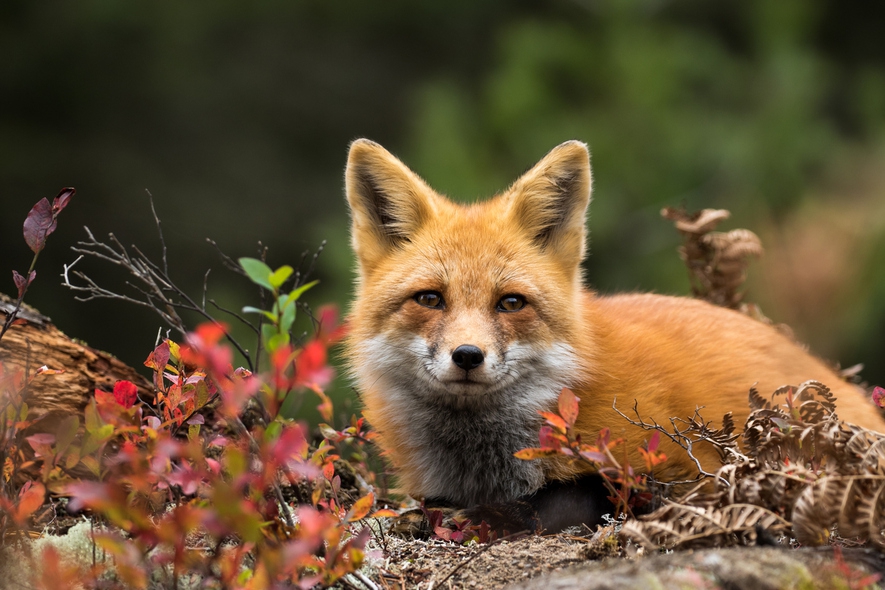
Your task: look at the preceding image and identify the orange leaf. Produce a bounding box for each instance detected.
[368,509,398,518]
[347,492,374,522]
[558,388,580,428]
[538,411,568,433]
[14,481,46,524]
[514,448,560,460]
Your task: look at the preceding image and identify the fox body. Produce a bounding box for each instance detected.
[344,139,885,529]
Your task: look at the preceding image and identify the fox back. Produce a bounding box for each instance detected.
[343,139,885,515]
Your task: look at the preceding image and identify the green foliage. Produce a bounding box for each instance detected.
[239,256,318,356]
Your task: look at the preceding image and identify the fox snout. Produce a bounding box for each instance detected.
[451,344,485,371]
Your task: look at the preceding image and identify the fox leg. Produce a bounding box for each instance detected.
[456,475,614,535]
[390,475,614,537]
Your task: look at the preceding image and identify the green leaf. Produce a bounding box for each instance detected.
[188,423,201,441]
[84,401,101,434]
[224,446,247,479]
[55,415,80,459]
[80,455,101,477]
[269,265,294,289]
[19,402,29,422]
[194,380,210,409]
[238,257,274,291]
[261,323,276,350]
[265,420,282,442]
[65,448,81,470]
[283,280,319,306]
[266,332,290,353]
[242,306,277,323]
[81,425,114,456]
[279,295,297,334]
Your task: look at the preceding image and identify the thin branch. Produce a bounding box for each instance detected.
[206,238,247,275]
[63,225,256,370]
[146,189,168,276]
[612,398,726,485]
[208,299,260,336]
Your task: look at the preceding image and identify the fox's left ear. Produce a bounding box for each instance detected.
[507,140,592,268]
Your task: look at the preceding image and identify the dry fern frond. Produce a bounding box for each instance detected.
[621,380,885,551]
[662,206,763,309]
[620,501,789,550]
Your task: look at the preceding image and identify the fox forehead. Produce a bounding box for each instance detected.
[368,208,556,295]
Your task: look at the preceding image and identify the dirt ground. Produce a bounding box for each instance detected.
[358,527,885,590]
[363,532,602,589]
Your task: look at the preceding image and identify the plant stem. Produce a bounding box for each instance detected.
[0,251,40,342]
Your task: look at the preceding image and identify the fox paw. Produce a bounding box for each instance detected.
[388,502,539,539]
[388,506,461,538]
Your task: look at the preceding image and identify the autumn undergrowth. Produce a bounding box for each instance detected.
[0,191,392,589]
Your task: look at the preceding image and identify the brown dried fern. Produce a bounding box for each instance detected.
[661,207,763,309]
[620,380,885,551]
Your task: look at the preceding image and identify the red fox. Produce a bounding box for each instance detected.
[343,138,885,532]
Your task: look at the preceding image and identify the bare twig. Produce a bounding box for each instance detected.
[62,225,256,371]
[145,190,168,276]
[612,398,733,486]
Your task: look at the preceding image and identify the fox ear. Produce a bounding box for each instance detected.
[345,139,436,273]
[507,140,591,267]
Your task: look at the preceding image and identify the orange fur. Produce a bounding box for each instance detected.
[343,138,885,505]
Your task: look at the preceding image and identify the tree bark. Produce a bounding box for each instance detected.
[1,294,152,480]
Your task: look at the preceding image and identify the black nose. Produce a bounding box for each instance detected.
[452,345,484,371]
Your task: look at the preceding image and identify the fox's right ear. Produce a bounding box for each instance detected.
[345,139,436,274]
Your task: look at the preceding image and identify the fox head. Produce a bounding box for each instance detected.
[344,139,593,412]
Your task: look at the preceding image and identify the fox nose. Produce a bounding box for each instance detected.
[452,345,484,371]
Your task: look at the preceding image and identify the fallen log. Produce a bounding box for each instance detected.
[0,294,152,481]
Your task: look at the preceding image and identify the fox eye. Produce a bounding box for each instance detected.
[414,291,445,309]
[497,294,526,312]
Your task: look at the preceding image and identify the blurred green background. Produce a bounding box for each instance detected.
[3,0,885,419]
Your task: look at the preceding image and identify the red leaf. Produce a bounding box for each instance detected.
[12,270,35,298]
[434,526,452,541]
[23,198,55,253]
[21,189,72,255]
[15,481,46,524]
[872,386,885,409]
[596,428,611,448]
[579,449,608,464]
[53,187,75,213]
[646,431,661,453]
[271,424,309,466]
[558,388,580,428]
[65,481,117,512]
[145,340,171,372]
[113,380,138,408]
[25,432,56,453]
[316,305,347,344]
[538,425,566,449]
[294,340,333,389]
